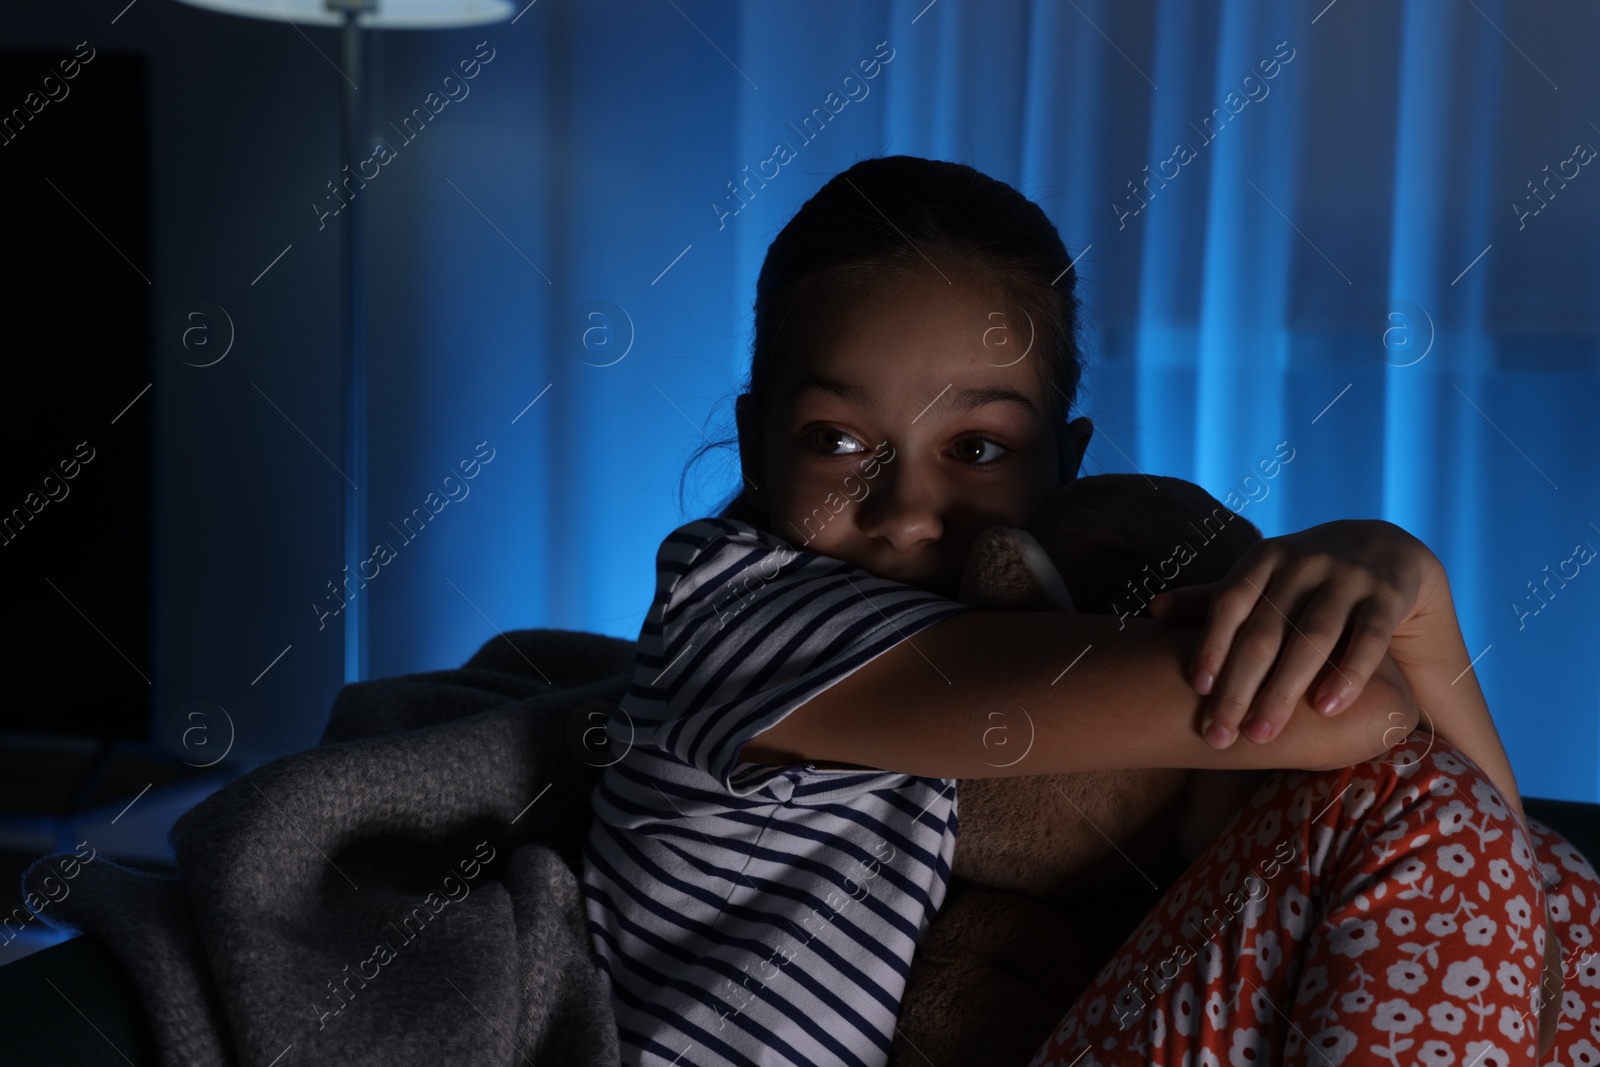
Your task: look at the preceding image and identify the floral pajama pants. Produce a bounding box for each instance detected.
[1028,731,1600,1067]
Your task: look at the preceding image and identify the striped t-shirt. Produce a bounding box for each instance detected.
[580,516,977,1067]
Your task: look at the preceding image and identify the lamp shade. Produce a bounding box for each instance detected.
[172,0,513,28]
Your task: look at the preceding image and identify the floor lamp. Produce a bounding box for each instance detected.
[172,0,513,683]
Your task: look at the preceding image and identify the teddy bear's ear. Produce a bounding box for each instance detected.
[958,527,1076,611]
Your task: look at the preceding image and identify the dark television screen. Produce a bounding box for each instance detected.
[0,49,152,742]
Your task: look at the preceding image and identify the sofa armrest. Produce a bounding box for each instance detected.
[1524,795,1600,877]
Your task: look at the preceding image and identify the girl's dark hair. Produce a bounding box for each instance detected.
[677,154,1090,524]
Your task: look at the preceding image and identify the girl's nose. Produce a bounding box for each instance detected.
[856,466,943,552]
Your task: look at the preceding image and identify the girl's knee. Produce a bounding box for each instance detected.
[1287,733,1536,882]
[1362,732,1516,820]
[1367,736,1547,891]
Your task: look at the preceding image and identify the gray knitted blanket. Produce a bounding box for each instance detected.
[20,628,635,1067]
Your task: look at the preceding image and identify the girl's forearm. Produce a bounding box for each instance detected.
[1391,575,1559,1055]
[1388,570,1528,836]
[744,610,1416,778]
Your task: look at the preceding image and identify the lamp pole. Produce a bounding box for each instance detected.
[333,0,373,683]
[171,0,513,683]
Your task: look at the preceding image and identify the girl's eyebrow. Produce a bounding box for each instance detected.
[786,374,1038,417]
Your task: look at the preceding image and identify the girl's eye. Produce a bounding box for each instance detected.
[950,436,1009,468]
[804,428,1010,467]
[804,427,869,457]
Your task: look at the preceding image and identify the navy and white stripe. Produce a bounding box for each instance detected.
[581,517,976,1067]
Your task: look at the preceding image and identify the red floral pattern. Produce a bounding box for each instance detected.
[1028,734,1600,1066]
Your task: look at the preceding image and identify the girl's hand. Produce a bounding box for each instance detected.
[1146,519,1446,747]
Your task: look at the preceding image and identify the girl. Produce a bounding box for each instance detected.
[580,155,1598,1067]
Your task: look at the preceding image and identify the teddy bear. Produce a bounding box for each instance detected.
[886,473,1268,1067]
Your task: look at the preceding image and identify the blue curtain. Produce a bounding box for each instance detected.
[344,0,1599,798]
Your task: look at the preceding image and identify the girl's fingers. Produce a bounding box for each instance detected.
[1238,584,1358,742]
[1199,574,1303,746]
[1180,522,1425,748]
[1187,550,1278,696]
[1311,595,1401,715]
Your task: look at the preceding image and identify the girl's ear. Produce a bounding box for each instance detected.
[734,393,768,514]
[1057,416,1094,483]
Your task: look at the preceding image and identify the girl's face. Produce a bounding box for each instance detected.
[737,267,1094,599]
